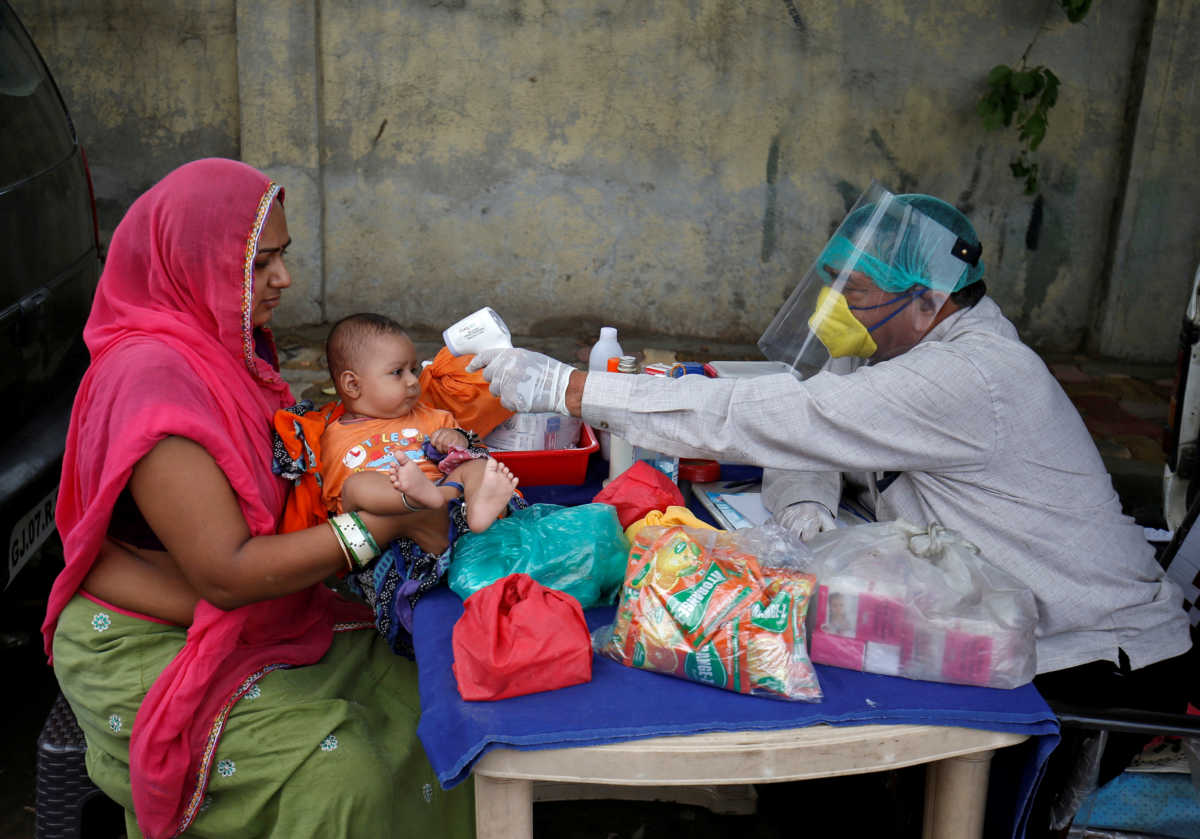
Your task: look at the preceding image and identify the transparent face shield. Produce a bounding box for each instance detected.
[758,182,983,378]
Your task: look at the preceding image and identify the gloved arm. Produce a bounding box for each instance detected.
[774,501,836,541]
[465,348,575,414]
[763,467,841,541]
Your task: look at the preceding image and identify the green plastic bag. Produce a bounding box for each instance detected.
[448,503,629,607]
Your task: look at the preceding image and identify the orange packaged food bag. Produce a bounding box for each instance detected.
[741,573,821,700]
[598,525,822,702]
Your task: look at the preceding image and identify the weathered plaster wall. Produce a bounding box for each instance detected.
[18,0,1200,360]
[1092,0,1200,360]
[18,0,240,245]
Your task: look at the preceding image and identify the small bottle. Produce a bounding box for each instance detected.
[605,356,638,484]
[588,326,623,372]
[590,327,624,462]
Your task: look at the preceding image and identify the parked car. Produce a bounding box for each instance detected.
[1,0,101,590]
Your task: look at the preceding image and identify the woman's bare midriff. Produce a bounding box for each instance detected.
[81,538,201,626]
[80,507,451,627]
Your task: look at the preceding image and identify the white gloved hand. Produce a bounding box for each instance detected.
[465,347,573,414]
[774,501,836,542]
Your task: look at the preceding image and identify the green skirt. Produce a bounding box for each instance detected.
[52,594,474,839]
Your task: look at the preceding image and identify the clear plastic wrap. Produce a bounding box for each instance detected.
[594,523,822,702]
[806,520,1037,688]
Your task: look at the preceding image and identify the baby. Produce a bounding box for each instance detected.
[320,312,518,532]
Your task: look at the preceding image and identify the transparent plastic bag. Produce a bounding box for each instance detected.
[806,520,1037,688]
[593,523,822,702]
[448,503,628,607]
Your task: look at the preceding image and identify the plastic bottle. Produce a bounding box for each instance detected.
[590,327,623,460]
[588,326,623,372]
[605,356,638,485]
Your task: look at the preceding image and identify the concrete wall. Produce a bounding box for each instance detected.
[19,1,240,241]
[17,0,1200,360]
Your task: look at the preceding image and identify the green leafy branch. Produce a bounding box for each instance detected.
[978,65,1060,194]
[977,0,1093,194]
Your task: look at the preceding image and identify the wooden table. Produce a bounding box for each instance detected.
[472,722,1028,839]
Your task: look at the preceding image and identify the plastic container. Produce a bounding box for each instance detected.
[705,360,796,378]
[629,350,678,483]
[442,307,512,356]
[677,457,721,507]
[668,362,709,378]
[489,424,600,486]
[605,356,638,484]
[588,326,623,372]
[633,446,678,484]
[590,327,623,461]
[483,413,583,452]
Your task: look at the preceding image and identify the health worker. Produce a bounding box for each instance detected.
[466,183,1194,837]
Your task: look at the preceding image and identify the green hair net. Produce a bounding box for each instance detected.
[821,193,985,294]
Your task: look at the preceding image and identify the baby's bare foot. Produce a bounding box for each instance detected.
[388,458,445,512]
[467,458,519,533]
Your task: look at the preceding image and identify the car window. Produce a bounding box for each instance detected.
[0,3,75,189]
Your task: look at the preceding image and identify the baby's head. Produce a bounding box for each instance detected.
[325,313,423,419]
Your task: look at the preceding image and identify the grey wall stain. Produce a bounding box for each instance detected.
[1025,194,1043,251]
[780,0,806,33]
[761,135,780,263]
[868,129,917,194]
[834,180,861,215]
[957,147,984,217]
[1021,198,1067,325]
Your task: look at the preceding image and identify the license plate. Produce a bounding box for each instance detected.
[7,486,58,588]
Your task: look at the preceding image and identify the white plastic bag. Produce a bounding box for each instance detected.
[805,520,1037,688]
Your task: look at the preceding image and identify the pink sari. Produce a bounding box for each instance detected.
[41,158,370,838]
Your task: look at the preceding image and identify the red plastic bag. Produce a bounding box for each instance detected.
[452,573,593,701]
[591,459,685,528]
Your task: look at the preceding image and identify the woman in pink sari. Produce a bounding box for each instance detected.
[43,158,473,839]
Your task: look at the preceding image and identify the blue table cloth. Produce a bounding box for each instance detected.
[414,586,1059,839]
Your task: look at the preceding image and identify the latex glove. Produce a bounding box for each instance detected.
[465,347,573,414]
[775,501,836,542]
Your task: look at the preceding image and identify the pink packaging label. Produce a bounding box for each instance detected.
[942,630,993,686]
[809,629,867,670]
[855,592,908,645]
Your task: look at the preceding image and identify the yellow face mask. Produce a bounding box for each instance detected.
[807,286,878,358]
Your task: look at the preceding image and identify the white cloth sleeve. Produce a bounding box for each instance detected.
[762,468,841,517]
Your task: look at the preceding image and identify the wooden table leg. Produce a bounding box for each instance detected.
[922,749,996,839]
[474,776,533,839]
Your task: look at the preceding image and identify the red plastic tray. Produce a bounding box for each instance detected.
[489,424,598,487]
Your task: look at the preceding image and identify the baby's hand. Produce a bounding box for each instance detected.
[430,428,470,454]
